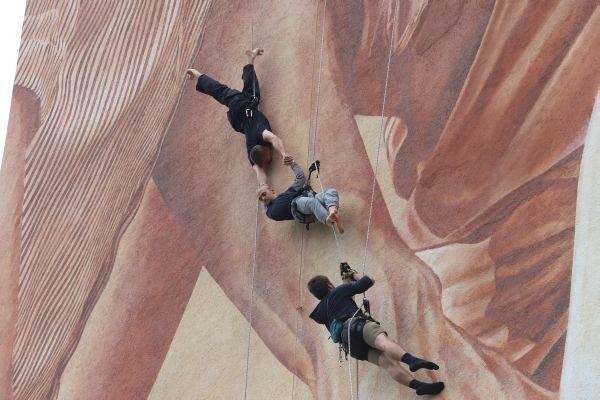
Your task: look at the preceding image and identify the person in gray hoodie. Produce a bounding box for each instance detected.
[257,158,344,234]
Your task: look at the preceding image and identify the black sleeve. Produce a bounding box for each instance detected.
[242,64,260,99]
[335,276,374,297]
[287,162,306,192]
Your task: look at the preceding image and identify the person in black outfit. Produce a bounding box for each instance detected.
[186,48,291,185]
[308,270,445,396]
[257,157,344,234]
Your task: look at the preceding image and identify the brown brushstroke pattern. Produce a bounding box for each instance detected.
[8,1,213,399]
[57,179,205,400]
[0,0,598,399]
[0,86,39,400]
[327,0,599,393]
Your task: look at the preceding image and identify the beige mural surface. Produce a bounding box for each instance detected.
[0,1,599,399]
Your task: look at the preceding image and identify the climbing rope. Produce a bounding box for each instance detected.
[301,0,361,397]
[361,3,399,277]
[348,2,400,399]
[309,0,328,162]
[305,2,361,398]
[250,0,257,101]
[243,199,261,400]
[306,0,345,264]
[243,1,258,398]
[313,165,344,264]
[290,231,305,400]
[291,1,330,397]
[346,308,363,400]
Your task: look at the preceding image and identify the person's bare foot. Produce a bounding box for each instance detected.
[326,218,344,235]
[326,207,344,234]
[246,48,264,64]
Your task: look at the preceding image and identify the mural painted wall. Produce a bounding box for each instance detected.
[1,0,599,399]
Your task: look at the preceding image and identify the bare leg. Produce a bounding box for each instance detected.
[377,353,413,386]
[374,333,439,372]
[379,353,445,396]
[373,333,407,361]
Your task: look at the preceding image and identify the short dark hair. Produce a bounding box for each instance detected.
[249,145,266,166]
[307,275,333,299]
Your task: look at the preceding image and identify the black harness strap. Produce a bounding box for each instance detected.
[291,160,321,230]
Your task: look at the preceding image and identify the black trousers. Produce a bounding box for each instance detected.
[196,64,261,108]
[195,64,271,165]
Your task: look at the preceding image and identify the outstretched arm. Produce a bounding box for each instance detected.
[262,130,292,164]
[253,164,268,186]
[287,160,306,192]
[337,275,375,296]
[185,68,201,80]
[350,272,370,283]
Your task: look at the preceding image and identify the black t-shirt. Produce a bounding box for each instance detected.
[265,187,298,221]
[265,163,306,221]
[309,276,374,331]
[225,96,272,165]
[240,110,272,165]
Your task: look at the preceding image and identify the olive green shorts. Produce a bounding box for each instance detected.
[362,321,387,365]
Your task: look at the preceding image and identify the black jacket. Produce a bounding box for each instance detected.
[309,276,374,331]
[265,162,306,221]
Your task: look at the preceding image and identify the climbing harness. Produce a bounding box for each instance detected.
[290,160,321,230]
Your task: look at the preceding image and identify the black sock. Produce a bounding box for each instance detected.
[401,352,439,372]
[416,382,445,396]
[409,379,423,389]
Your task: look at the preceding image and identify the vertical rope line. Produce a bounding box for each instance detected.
[304,0,321,169]
[346,308,361,400]
[292,2,324,398]
[353,2,400,398]
[310,0,345,263]
[356,360,359,398]
[361,1,399,275]
[250,0,256,100]
[243,3,258,398]
[291,230,305,400]
[243,198,261,400]
[310,0,328,162]
[314,171,342,263]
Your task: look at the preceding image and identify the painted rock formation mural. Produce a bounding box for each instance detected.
[1,0,599,399]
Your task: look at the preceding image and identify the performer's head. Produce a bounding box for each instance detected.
[250,145,272,168]
[256,184,276,204]
[307,275,335,299]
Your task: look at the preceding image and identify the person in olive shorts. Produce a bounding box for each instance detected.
[186,48,291,185]
[308,270,445,396]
